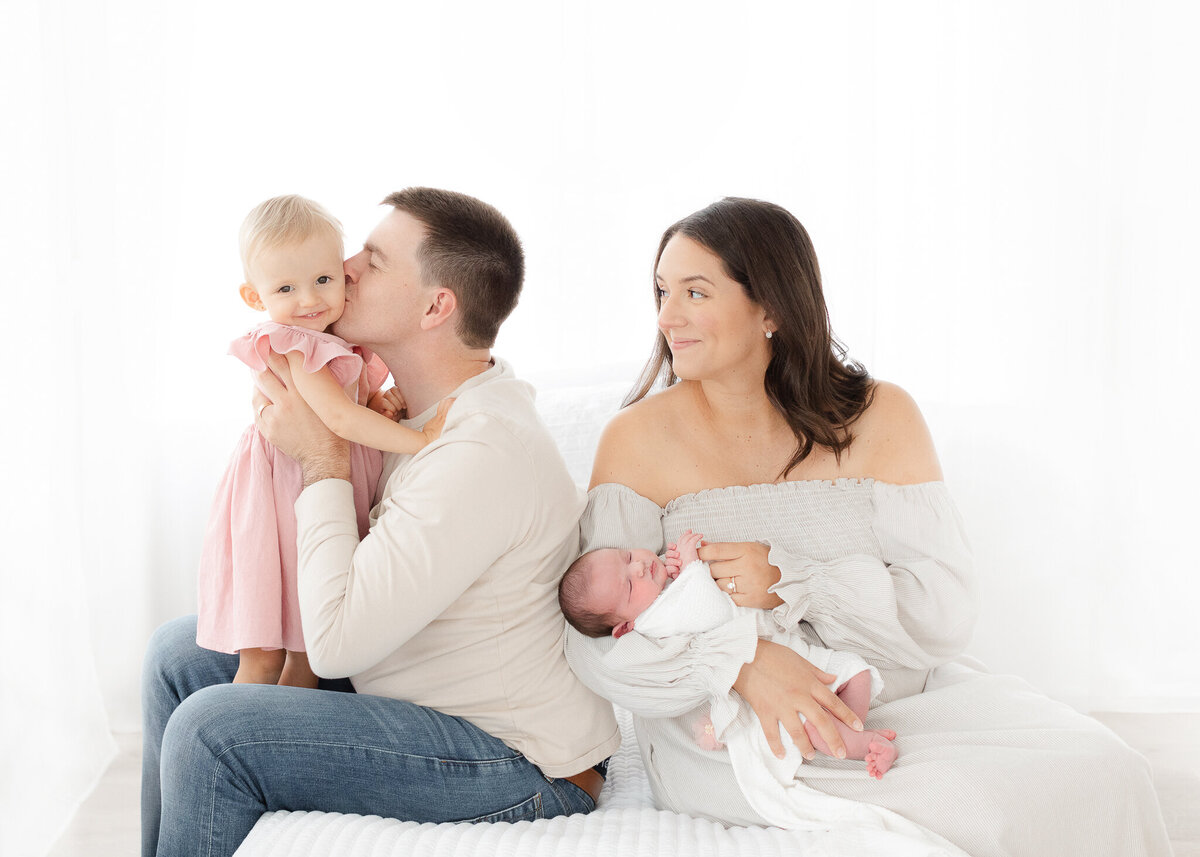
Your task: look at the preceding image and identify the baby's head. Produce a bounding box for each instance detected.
[559,547,670,639]
[238,195,346,332]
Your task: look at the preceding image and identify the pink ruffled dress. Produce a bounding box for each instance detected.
[195,322,387,655]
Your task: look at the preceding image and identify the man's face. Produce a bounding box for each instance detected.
[334,208,429,349]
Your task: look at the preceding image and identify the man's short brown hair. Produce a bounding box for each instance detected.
[382,188,524,349]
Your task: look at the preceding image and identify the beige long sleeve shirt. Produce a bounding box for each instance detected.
[295,358,619,777]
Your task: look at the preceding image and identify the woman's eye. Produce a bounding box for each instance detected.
[654,286,667,298]
[688,289,704,299]
[316,275,332,285]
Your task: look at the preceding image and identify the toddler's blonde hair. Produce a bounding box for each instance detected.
[239,195,344,280]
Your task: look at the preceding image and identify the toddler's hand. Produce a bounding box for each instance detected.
[368,386,407,421]
[420,398,455,445]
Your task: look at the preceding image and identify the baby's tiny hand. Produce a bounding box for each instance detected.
[676,529,705,567]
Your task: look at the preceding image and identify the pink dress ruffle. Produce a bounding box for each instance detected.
[195,322,387,656]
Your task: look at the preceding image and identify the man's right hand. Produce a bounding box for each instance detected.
[254,351,350,486]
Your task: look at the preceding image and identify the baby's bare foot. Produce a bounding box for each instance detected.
[865,734,898,779]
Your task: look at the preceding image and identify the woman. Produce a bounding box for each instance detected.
[565,198,1171,856]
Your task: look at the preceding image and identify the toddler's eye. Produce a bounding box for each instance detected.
[317,275,332,285]
[278,285,293,293]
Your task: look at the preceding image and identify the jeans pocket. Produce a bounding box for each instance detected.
[462,791,544,823]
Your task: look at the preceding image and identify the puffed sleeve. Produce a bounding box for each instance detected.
[565,484,760,717]
[360,349,390,393]
[765,481,978,670]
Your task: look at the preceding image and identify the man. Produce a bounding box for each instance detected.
[142,188,620,857]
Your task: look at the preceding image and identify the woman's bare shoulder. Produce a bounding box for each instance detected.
[849,380,944,484]
[588,385,689,492]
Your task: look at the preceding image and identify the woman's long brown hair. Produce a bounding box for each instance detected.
[624,197,874,479]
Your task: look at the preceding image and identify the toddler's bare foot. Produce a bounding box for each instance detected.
[876,729,897,741]
[865,734,898,779]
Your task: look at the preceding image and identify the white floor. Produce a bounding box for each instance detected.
[50,714,1200,857]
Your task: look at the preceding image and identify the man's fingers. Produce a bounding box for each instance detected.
[266,351,293,383]
[255,365,288,399]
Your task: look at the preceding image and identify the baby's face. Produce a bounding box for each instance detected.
[585,548,670,632]
[248,234,347,332]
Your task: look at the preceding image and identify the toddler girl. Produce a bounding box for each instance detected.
[196,195,450,687]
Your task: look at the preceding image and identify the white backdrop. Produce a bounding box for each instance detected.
[3,2,1199,855]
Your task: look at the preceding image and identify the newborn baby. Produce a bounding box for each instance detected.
[559,530,898,779]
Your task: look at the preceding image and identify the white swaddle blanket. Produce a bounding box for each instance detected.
[633,560,968,855]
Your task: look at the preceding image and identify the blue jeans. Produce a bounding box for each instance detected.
[142,616,597,857]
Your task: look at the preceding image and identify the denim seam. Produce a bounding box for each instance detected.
[214,738,525,766]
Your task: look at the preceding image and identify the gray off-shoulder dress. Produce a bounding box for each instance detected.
[565,480,1172,857]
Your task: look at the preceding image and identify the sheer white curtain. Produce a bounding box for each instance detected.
[4,1,1199,854]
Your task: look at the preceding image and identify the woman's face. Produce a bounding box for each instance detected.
[654,234,772,383]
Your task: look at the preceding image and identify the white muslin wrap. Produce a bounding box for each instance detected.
[633,560,960,852]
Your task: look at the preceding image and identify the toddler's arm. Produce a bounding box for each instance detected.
[282,350,451,455]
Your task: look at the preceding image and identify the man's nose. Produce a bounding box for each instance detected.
[343,251,364,284]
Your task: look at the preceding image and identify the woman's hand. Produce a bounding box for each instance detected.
[733,639,863,760]
[700,541,784,608]
[254,352,349,484]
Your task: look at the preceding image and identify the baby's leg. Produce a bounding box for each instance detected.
[279,650,320,689]
[233,647,285,685]
[834,669,896,741]
[802,670,898,779]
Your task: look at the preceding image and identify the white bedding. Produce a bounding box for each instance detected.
[234,706,963,857]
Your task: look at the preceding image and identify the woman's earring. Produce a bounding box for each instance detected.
[765,330,773,339]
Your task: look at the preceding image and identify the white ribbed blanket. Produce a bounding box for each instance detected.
[234,706,962,857]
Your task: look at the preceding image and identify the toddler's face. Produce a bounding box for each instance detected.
[247,235,346,332]
[585,548,670,635]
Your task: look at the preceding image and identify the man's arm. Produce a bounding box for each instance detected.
[294,424,533,677]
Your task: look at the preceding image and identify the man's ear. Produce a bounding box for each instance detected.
[239,283,264,311]
[612,621,634,639]
[419,288,457,331]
